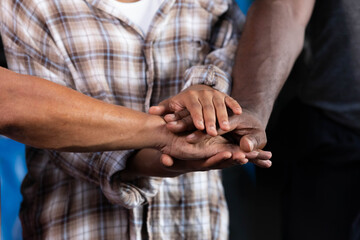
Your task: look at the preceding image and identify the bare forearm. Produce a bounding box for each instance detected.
[120,148,177,179]
[231,0,315,125]
[0,67,168,151]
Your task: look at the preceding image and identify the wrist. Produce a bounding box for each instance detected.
[143,114,173,150]
[233,95,274,128]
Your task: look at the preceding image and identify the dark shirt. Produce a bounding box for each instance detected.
[299,0,360,132]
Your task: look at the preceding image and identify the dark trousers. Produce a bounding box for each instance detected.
[268,100,360,240]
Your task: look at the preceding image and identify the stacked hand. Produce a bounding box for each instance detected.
[121,85,271,179]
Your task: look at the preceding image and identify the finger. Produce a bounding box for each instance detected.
[149,105,167,116]
[242,149,272,169]
[184,97,205,130]
[240,136,254,152]
[201,151,233,169]
[166,115,196,133]
[240,132,267,152]
[232,151,249,165]
[216,116,241,136]
[199,95,217,136]
[150,99,173,115]
[149,98,184,116]
[225,96,242,115]
[165,151,232,173]
[164,114,177,122]
[249,159,272,168]
[164,109,190,122]
[213,95,230,131]
[254,150,272,160]
[244,150,271,161]
[160,154,175,167]
[186,130,210,144]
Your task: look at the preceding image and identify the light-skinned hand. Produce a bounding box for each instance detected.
[149,84,242,136]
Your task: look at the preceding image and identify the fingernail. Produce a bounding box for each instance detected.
[168,121,178,125]
[198,120,204,128]
[248,141,254,151]
[167,114,176,120]
[236,158,248,165]
[209,126,217,135]
[222,120,229,126]
[187,133,195,139]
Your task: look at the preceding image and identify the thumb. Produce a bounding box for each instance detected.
[240,131,267,152]
[149,99,171,116]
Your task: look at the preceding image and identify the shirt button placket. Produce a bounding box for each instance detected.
[143,41,154,112]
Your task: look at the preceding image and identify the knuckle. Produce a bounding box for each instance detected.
[196,89,209,98]
[188,90,197,97]
[214,91,224,97]
[213,94,224,103]
[169,101,182,112]
[168,100,177,109]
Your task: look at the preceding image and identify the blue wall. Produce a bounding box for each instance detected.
[236,0,253,13]
[0,137,26,240]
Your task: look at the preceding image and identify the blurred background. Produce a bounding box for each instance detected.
[1,1,287,240]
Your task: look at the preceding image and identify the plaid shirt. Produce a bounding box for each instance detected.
[1,0,244,239]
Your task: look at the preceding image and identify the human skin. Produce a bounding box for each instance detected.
[229,0,316,151]
[159,0,316,154]
[159,108,273,167]
[0,67,250,176]
[149,88,273,168]
[121,145,245,179]
[149,84,242,137]
[0,67,169,152]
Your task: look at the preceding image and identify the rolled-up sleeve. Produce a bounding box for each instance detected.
[182,1,245,94]
[1,1,159,208]
[51,151,162,208]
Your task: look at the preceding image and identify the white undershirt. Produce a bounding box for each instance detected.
[114,0,164,34]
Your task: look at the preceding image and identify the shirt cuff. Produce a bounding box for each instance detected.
[182,65,231,94]
[99,151,162,209]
